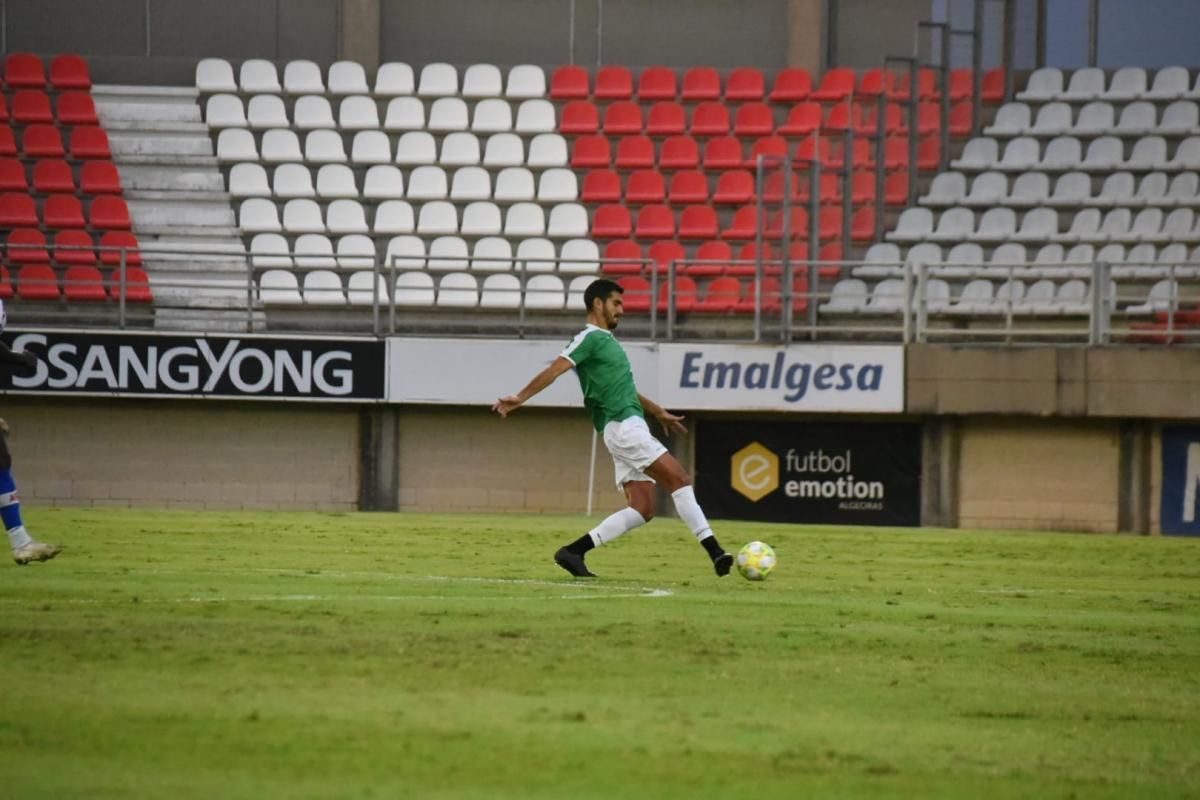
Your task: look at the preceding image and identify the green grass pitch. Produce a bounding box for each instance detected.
[1,508,1198,799]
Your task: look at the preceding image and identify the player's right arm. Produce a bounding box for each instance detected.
[0,340,39,369]
[492,356,574,418]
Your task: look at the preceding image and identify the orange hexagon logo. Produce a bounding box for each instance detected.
[731,442,779,502]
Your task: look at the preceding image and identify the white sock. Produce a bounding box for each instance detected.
[7,525,32,550]
[587,507,647,547]
[671,485,714,542]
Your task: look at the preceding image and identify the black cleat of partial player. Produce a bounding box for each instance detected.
[555,547,597,578]
[713,552,734,577]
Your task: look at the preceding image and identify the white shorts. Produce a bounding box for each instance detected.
[603,416,668,489]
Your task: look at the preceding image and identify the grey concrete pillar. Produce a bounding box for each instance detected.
[359,406,399,510]
[341,0,381,71]
[788,0,825,72]
[921,416,959,528]
[1118,420,1151,534]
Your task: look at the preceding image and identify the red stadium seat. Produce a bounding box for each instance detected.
[722,206,759,240]
[806,173,841,204]
[948,68,974,101]
[734,102,774,137]
[5,53,46,88]
[884,137,909,170]
[0,126,16,157]
[617,276,651,311]
[763,171,803,203]
[17,264,59,300]
[816,206,842,240]
[851,171,876,204]
[824,139,873,170]
[851,206,876,241]
[918,135,941,170]
[602,240,643,275]
[648,240,685,273]
[678,205,718,239]
[595,66,633,100]
[823,103,859,134]
[582,169,621,202]
[703,136,742,169]
[592,204,632,238]
[726,68,765,101]
[6,228,49,262]
[626,169,665,204]
[769,68,812,103]
[695,276,741,312]
[884,171,909,205]
[99,231,143,266]
[561,100,600,134]
[56,92,98,126]
[856,68,897,100]
[23,125,65,158]
[33,159,75,193]
[949,101,973,137]
[646,101,686,136]
[811,67,855,102]
[894,68,938,101]
[854,104,906,136]
[637,67,677,100]
[63,265,107,301]
[90,196,132,230]
[571,135,610,168]
[917,102,941,135]
[115,266,154,303]
[713,170,753,204]
[44,194,86,228]
[982,67,1006,103]
[682,67,721,101]
[614,136,654,169]
[50,54,92,90]
[0,193,38,227]
[747,135,787,167]
[690,102,730,136]
[0,266,11,298]
[656,275,696,313]
[735,243,777,276]
[0,158,26,191]
[659,136,699,169]
[69,126,111,159]
[0,96,7,123]
[688,241,732,277]
[12,91,53,124]
[766,207,809,240]
[778,103,822,136]
[550,65,589,99]
[668,170,708,204]
[635,204,674,238]
[735,277,783,312]
[603,101,643,135]
[54,230,97,265]
[80,161,122,194]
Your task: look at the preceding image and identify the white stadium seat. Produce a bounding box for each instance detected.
[1091,171,1134,206]
[394,271,436,306]
[285,60,325,94]
[462,64,503,98]
[1116,101,1156,136]
[250,233,291,267]
[887,208,933,242]
[240,59,281,93]
[395,131,438,165]
[472,99,513,133]
[229,163,270,197]
[348,271,390,306]
[1016,67,1062,102]
[558,239,600,273]
[316,164,358,198]
[339,96,380,130]
[373,200,415,234]
[972,207,1016,242]
[1009,172,1049,206]
[351,130,392,164]
[384,97,426,131]
[517,238,557,272]
[984,103,1029,137]
[506,65,547,99]
[515,100,556,133]
[439,132,481,166]
[1128,136,1167,170]
[479,273,522,308]
[949,279,994,314]
[259,269,303,304]
[1041,136,1082,170]
[933,243,982,279]
[417,201,459,234]
[196,58,236,92]
[1147,66,1189,101]
[483,133,525,167]
[328,61,369,95]
[305,130,347,163]
[999,136,1039,171]
[537,168,579,202]
[1013,206,1057,242]
[567,275,594,308]
[527,134,568,167]
[428,97,469,131]
[429,237,469,270]
[303,271,346,305]
[854,242,901,278]
[963,171,1006,206]
[326,199,369,234]
[1033,102,1073,136]
[1166,173,1200,206]
[418,63,459,97]
[866,280,908,315]
[1103,67,1146,101]
[1167,137,1200,169]
[247,94,288,129]
[1072,101,1114,136]
[217,128,258,162]
[363,165,405,199]
[547,203,589,238]
[283,198,325,233]
[505,202,546,236]
[1060,210,1100,243]
[450,166,493,200]
[1160,101,1199,135]
[239,198,281,232]
[950,137,998,171]
[273,163,316,198]
[406,165,448,199]
[437,272,479,307]
[525,274,566,309]
[1049,171,1090,206]
[294,233,336,268]
[820,279,868,314]
[1061,67,1105,101]
[471,237,514,271]
[929,207,974,243]
[205,94,245,128]
[494,166,535,201]
[294,96,336,130]
[375,62,415,96]
[386,235,426,268]
[1082,136,1123,171]
[921,172,966,206]
[336,234,376,269]
[262,130,307,165]
[460,201,503,236]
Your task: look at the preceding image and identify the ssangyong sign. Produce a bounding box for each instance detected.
[0,331,386,401]
[658,344,903,412]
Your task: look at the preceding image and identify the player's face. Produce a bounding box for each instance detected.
[601,292,624,329]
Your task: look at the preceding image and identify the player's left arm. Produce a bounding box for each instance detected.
[492,356,574,418]
[638,393,687,435]
[0,340,39,369]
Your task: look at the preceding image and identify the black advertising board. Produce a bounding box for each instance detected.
[0,331,386,401]
[696,419,922,526]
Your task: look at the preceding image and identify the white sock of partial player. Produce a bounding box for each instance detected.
[6,525,32,550]
[672,485,714,542]
[587,507,647,547]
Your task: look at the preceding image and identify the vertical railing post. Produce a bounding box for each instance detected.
[841,127,853,253]
[754,155,766,342]
[118,249,128,330]
[371,258,380,336]
[649,257,659,340]
[666,259,676,341]
[518,258,528,339]
[389,256,398,334]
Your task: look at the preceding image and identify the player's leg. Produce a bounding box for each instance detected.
[0,430,61,565]
[644,453,734,577]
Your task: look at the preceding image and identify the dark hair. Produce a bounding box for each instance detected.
[584,278,623,313]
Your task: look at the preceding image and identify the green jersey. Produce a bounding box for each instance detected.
[560,325,644,433]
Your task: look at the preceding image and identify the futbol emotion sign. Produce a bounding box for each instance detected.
[697,420,922,526]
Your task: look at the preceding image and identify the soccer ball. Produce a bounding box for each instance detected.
[736,541,776,581]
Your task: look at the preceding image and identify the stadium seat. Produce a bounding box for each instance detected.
[713,170,754,204]
[373,200,415,234]
[335,235,376,269]
[13,91,53,124]
[734,103,774,137]
[428,97,469,131]
[33,159,75,193]
[250,233,291,268]
[593,205,632,238]
[450,166,491,201]
[602,240,643,275]
[277,198,322,234]
[338,96,379,130]
[244,95,286,129]
[436,272,478,307]
[614,136,654,169]
[0,97,7,123]
[514,99,556,133]
[349,130,391,164]
[384,97,425,131]
[471,237,514,271]
[17,264,60,300]
[635,204,675,238]
[596,66,633,100]
[571,135,610,168]
[394,271,436,306]
[493,166,535,201]
[418,63,459,97]
[284,60,325,94]
[981,67,1006,103]
[479,273,521,308]
[273,163,315,198]
[7,229,48,263]
[604,102,644,135]
[561,101,599,134]
[0,159,25,192]
[506,65,546,99]
[686,241,732,276]
[558,239,600,274]
[812,68,855,102]
[537,168,578,202]
[196,58,236,92]
[111,265,152,303]
[647,241,685,274]
[550,65,589,100]
[0,126,15,157]
[5,53,45,88]
[504,202,546,236]
[656,275,697,313]
[660,136,699,169]
[384,235,425,268]
[53,92,98,127]
[468,98,511,134]
[347,271,389,306]
[44,195,85,228]
[427,237,469,271]
[217,128,258,162]
[259,270,303,305]
[440,132,481,166]
[328,61,369,95]
[548,204,588,237]
[691,103,731,136]
[303,130,346,163]
[721,206,759,240]
[480,132,523,167]
[668,170,708,204]
[49,53,92,90]
[394,131,435,165]
[647,102,686,136]
[68,127,111,159]
[523,133,565,168]
[617,276,651,311]
[778,103,822,136]
[1158,101,1198,135]
[638,67,677,100]
[240,59,281,93]
[856,68,897,100]
[326,199,368,234]
[682,68,721,101]
[64,265,107,302]
[375,62,415,96]
[518,238,558,272]
[703,137,742,169]
[626,169,665,204]
[726,68,765,101]
[462,64,503,98]
[24,125,65,158]
[770,68,812,103]
[461,201,502,236]
[99,231,142,266]
[679,206,719,239]
[748,135,788,167]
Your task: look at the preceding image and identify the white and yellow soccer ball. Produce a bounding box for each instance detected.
[736,541,776,581]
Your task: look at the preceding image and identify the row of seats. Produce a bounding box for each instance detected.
[216,128,567,167]
[889,206,1199,244]
[0,54,92,90]
[5,229,142,265]
[1018,66,1200,102]
[0,158,122,195]
[238,197,589,237]
[0,124,111,160]
[199,60,546,99]
[580,167,908,205]
[986,100,1199,138]
[1,264,151,302]
[823,276,1107,316]
[206,94,557,133]
[923,170,1200,208]
[0,91,98,126]
[951,135,1200,172]
[0,193,131,230]
[591,203,875,242]
[229,163,578,202]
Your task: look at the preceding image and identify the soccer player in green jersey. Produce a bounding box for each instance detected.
[493,279,733,578]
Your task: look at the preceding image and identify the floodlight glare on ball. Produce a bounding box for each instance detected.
[736,541,776,581]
